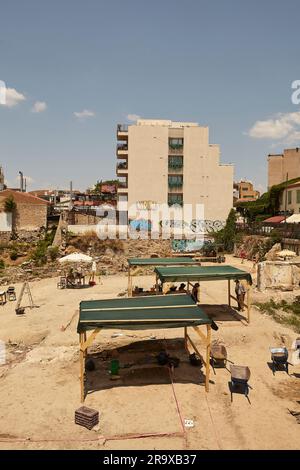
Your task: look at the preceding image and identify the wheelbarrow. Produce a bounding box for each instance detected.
[210,343,227,373]
[230,365,251,401]
[270,347,289,375]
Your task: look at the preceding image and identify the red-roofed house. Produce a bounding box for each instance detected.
[0,189,49,232]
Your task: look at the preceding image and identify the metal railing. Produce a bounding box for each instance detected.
[236,222,300,240]
[118,181,128,189]
[117,143,128,151]
[116,162,128,171]
[168,146,184,154]
[117,124,128,132]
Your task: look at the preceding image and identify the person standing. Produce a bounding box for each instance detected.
[191,282,200,303]
[235,279,246,311]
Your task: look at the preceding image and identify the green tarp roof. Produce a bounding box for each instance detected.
[154,265,252,284]
[78,294,211,332]
[128,257,197,266]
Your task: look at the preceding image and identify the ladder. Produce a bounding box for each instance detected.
[15,282,35,314]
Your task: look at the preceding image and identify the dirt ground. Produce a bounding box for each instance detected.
[0,255,299,450]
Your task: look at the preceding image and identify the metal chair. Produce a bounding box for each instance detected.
[7,286,16,301]
[230,365,251,401]
[270,347,289,375]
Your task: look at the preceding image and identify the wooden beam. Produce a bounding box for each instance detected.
[228,279,231,306]
[192,325,209,345]
[81,328,101,352]
[186,333,206,367]
[205,325,212,392]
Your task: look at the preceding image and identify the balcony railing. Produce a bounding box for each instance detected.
[117,162,128,171]
[168,146,184,154]
[117,124,128,132]
[117,143,128,151]
[118,181,128,189]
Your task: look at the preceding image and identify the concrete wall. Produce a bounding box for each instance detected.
[279,184,300,214]
[16,203,47,230]
[257,261,300,291]
[268,148,300,188]
[0,212,12,232]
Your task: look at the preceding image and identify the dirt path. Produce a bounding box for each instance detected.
[0,257,299,449]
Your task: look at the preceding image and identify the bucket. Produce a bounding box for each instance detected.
[110,359,120,375]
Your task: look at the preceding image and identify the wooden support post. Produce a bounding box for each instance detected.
[184,326,188,351]
[187,281,190,293]
[128,267,132,297]
[205,325,211,392]
[83,332,87,358]
[155,273,159,294]
[246,285,251,323]
[228,279,231,307]
[79,333,85,403]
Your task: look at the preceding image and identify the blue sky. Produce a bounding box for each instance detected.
[1,0,300,192]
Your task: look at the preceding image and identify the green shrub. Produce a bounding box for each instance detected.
[48,246,59,261]
[31,241,48,265]
[10,251,18,261]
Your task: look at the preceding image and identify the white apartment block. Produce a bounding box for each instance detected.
[116,119,233,231]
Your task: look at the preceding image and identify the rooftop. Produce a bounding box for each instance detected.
[0,189,49,205]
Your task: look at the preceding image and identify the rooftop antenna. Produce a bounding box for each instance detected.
[19,171,24,192]
[69,181,73,210]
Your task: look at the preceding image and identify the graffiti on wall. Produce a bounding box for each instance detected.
[160,219,225,234]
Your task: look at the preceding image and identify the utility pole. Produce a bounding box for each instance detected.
[284,172,289,230]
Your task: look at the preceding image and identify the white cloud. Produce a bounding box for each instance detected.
[0,87,26,107]
[248,111,300,143]
[31,101,47,113]
[127,114,140,122]
[74,109,95,120]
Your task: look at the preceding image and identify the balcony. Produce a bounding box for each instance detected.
[117,179,128,193]
[168,145,184,155]
[117,124,128,140]
[168,156,183,173]
[168,176,183,191]
[168,194,183,207]
[168,139,184,155]
[116,161,128,176]
[116,142,128,157]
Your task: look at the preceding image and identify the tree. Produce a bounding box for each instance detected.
[213,209,237,252]
[4,195,16,213]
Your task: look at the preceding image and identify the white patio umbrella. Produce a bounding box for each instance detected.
[58,253,93,264]
[276,250,297,258]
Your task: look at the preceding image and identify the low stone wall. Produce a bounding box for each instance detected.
[257,260,300,291]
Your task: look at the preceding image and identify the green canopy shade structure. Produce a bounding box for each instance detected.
[78,294,212,402]
[128,257,197,266]
[154,265,252,323]
[127,257,200,297]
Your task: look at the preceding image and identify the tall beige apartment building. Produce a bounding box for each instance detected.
[268,148,300,188]
[116,119,233,228]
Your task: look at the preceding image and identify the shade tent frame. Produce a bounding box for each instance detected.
[78,294,212,402]
[127,257,201,297]
[154,265,252,323]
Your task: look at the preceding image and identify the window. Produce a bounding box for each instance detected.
[297,190,300,204]
[169,138,183,149]
[288,191,292,205]
[168,175,183,187]
[168,194,183,206]
[168,155,183,169]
